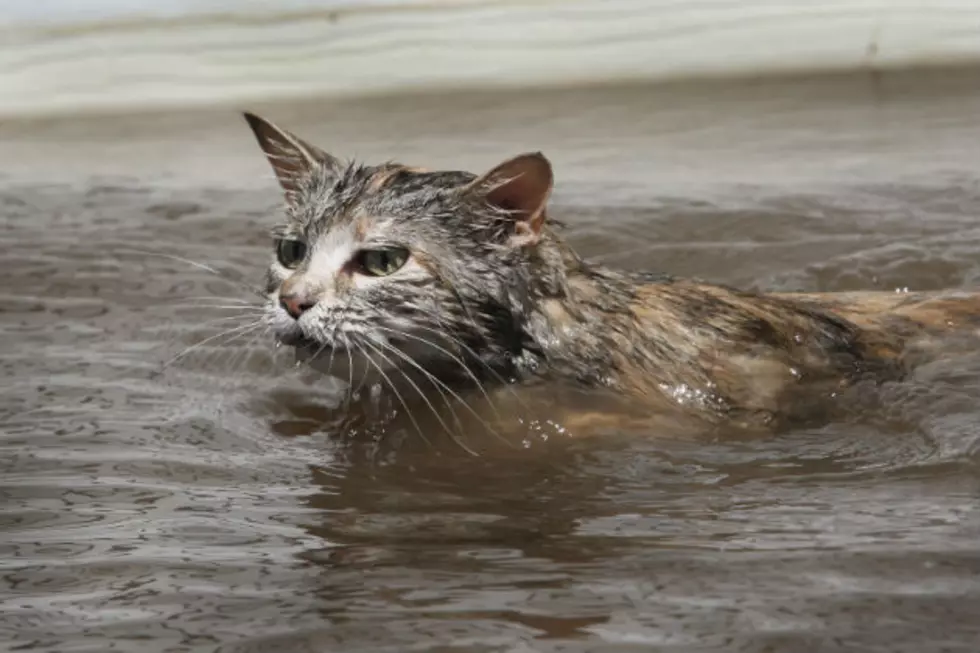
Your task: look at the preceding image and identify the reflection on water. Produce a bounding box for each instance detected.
[3,71,980,652]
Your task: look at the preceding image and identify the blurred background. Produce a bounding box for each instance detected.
[3,0,980,118]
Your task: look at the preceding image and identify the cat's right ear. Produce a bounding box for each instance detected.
[463,152,554,248]
[242,112,340,204]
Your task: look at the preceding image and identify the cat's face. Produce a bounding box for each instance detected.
[243,113,554,387]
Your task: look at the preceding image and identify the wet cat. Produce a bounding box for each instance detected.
[243,112,980,434]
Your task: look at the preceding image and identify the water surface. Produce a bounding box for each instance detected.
[3,69,980,652]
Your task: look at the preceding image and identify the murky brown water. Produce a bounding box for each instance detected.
[3,69,980,652]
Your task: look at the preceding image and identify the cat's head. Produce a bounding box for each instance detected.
[243,112,557,387]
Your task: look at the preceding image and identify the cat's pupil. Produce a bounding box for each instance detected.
[357,247,408,277]
[276,239,306,269]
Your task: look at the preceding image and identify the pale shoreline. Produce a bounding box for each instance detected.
[3,66,980,200]
[4,0,980,120]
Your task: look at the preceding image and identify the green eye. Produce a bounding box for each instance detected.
[355,247,409,277]
[276,238,307,269]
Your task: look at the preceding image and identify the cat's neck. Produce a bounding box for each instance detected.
[513,235,648,386]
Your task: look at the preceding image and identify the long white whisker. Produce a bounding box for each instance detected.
[179,296,257,305]
[375,325,504,419]
[354,337,434,450]
[222,324,271,375]
[375,336,510,449]
[375,338,465,431]
[328,297,358,398]
[192,323,269,360]
[313,321,345,386]
[113,247,265,300]
[184,321,268,371]
[194,326,259,372]
[153,314,266,340]
[169,304,266,313]
[361,338,477,456]
[344,334,355,401]
[408,321,531,413]
[161,319,266,369]
[154,314,266,348]
[190,313,267,326]
[308,340,332,374]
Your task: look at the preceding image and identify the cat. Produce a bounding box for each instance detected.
[242,111,980,435]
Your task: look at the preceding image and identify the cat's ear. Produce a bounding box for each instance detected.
[465,152,554,247]
[243,112,340,204]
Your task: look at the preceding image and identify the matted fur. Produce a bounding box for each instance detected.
[243,112,980,430]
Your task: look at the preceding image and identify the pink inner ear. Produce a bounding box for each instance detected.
[487,175,539,215]
[481,153,554,235]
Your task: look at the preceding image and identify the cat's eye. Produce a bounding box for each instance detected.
[276,238,307,269]
[355,247,409,277]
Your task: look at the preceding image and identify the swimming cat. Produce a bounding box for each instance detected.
[243,111,980,434]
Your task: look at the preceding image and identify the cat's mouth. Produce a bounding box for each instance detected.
[276,330,320,350]
[284,334,349,376]
[274,329,342,363]
[280,332,393,382]
[278,331,341,357]
[278,331,362,366]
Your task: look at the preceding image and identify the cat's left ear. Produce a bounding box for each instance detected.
[465,152,553,247]
[243,112,341,205]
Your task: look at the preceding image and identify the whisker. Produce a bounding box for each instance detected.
[152,313,266,339]
[182,322,268,372]
[330,295,358,399]
[375,325,506,420]
[374,335,510,449]
[190,313,267,326]
[222,324,271,375]
[179,297,258,305]
[113,247,266,300]
[307,340,333,376]
[168,304,266,313]
[361,337,477,456]
[160,319,266,370]
[345,333,355,401]
[408,321,531,413]
[323,338,341,380]
[374,338,466,431]
[149,313,267,353]
[172,311,266,330]
[354,337,434,450]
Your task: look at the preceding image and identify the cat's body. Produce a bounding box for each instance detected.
[242,112,980,435]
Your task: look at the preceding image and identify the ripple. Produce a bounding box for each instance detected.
[4,92,980,651]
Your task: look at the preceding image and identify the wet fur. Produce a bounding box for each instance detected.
[244,113,980,431]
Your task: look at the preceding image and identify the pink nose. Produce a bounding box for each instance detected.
[279,293,316,319]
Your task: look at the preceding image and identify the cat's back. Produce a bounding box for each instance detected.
[776,289,980,339]
[612,279,980,424]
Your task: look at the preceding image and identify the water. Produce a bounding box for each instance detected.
[3,69,980,652]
